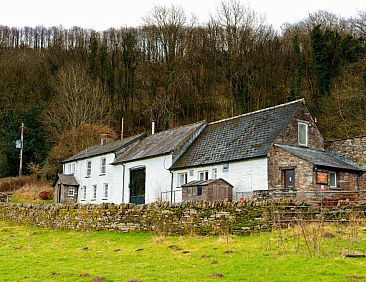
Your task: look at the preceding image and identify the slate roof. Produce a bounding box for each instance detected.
[56,173,79,186]
[181,178,233,187]
[275,144,365,172]
[171,99,305,169]
[63,133,146,163]
[114,121,205,164]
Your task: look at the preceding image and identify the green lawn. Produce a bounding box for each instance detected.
[0,220,366,281]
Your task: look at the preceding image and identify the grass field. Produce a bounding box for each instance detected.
[0,220,366,281]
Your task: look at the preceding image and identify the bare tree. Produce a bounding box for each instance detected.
[42,63,111,138]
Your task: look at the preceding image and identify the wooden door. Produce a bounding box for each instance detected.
[284,169,295,189]
[129,167,146,204]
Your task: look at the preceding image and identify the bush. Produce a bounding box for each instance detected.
[38,190,52,200]
[0,176,34,193]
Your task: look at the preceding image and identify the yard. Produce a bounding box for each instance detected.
[0,220,366,282]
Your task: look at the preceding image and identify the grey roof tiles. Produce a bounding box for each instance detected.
[171,99,304,169]
[275,144,364,171]
[63,133,145,163]
[57,173,79,186]
[114,121,205,164]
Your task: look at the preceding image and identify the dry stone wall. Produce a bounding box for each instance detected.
[1,201,366,235]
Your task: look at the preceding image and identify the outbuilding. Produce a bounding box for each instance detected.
[54,173,79,204]
[181,178,233,201]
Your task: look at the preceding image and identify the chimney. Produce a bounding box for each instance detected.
[101,133,115,145]
[152,121,155,135]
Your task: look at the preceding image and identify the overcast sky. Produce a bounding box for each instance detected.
[2,0,365,31]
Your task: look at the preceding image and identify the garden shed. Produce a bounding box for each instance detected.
[53,173,79,204]
[181,178,233,201]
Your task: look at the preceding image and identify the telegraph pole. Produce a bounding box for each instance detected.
[19,123,24,177]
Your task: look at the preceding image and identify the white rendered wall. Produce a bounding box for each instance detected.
[121,154,173,204]
[172,158,268,201]
[63,153,118,204]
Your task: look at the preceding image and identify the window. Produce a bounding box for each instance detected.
[103,183,109,199]
[178,173,188,186]
[67,164,71,174]
[100,158,106,175]
[187,186,202,196]
[298,122,308,147]
[223,163,229,173]
[329,172,337,188]
[189,170,194,176]
[68,187,75,196]
[198,171,209,181]
[197,186,203,196]
[81,186,86,201]
[72,163,75,174]
[212,168,217,179]
[86,161,92,177]
[92,185,97,200]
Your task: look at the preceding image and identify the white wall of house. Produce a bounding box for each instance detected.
[118,154,173,204]
[63,153,118,204]
[172,157,268,201]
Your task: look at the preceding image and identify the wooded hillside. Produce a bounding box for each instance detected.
[0,2,365,178]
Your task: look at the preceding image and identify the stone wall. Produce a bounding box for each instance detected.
[267,146,315,191]
[1,201,365,235]
[275,105,324,150]
[325,136,366,169]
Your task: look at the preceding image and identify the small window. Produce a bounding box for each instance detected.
[92,185,97,200]
[187,187,192,195]
[103,183,109,199]
[100,158,106,175]
[72,163,75,174]
[178,173,188,186]
[223,163,229,173]
[212,168,217,179]
[86,161,92,177]
[189,170,194,176]
[68,187,75,196]
[68,164,72,174]
[298,122,308,147]
[198,171,209,181]
[329,172,337,188]
[81,186,86,201]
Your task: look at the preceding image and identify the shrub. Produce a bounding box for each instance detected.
[38,190,53,200]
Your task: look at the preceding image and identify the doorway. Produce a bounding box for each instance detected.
[129,167,146,204]
[283,169,295,190]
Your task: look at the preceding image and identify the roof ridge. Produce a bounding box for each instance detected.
[151,120,205,136]
[209,99,305,125]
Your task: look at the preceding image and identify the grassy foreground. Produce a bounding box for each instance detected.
[0,220,366,281]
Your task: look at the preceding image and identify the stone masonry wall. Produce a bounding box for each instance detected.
[325,136,366,189]
[267,146,315,191]
[1,201,365,235]
[275,105,324,150]
[325,136,366,169]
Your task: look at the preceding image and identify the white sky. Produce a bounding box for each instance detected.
[2,0,365,31]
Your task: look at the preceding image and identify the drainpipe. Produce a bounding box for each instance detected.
[170,170,174,203]
[122,164,126,203]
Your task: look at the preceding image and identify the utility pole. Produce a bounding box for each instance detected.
[121,117,124,140]
[19,123,24,177]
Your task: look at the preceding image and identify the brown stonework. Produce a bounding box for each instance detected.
[325,136,366,169]
[54,183,78,204]
[275,105,324,150]
[267,146,363,191]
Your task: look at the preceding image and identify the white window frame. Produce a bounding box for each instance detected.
[102,183,109,200]
[178,173,188,186]
[81,186,86,201]
[298,122,308,147]
[67,164,72,174]
[72,163,75,174]
[212,168,218,179]
[68,187,75,197]
[92,185,97,200]
[198,170,209,181]
[100,157,106,175]
[329,172,337,188]
[86,161,92,177]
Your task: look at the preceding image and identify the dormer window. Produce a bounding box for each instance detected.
[298,122,308,147]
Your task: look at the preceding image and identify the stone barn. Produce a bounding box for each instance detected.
[54,174,79,204]
[181,178,233,201]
